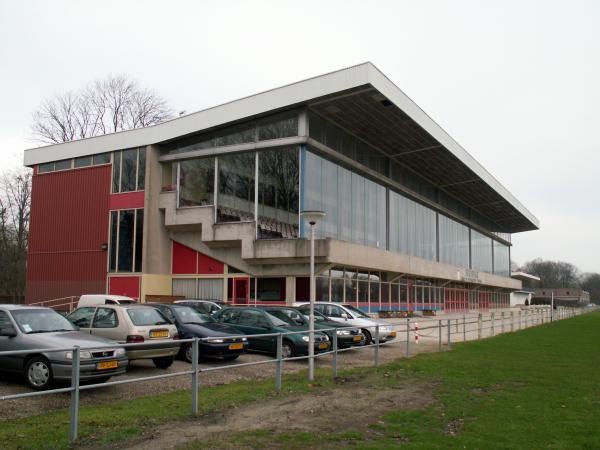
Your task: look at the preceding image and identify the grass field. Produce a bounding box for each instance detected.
[1,310,599,449]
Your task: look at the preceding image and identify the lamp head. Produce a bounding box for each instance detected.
[301,210,326,225]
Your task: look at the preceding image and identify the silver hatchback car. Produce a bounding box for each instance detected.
[0,305,128,390]
[67,304,180,368]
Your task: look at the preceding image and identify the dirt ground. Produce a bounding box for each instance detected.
[120,374,434,450]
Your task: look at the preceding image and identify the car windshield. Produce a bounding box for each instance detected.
[127,308,170,326]
[11,309,78,334]
[298,309,327,322]
[173,306,214,324]
[342,305,371,318]
[265,309,305,326]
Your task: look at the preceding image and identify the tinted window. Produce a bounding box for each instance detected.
[68,307,96,328]
[74,156,92,168]
[93,152,111,165]
[173,306,214,324]
[325,305,344,318]
[13,309,78,333]
[267,309,305,325]
[38,162,54,173]
[156,306,175,323]
[217,309,240,324]
[54,159,71,170]
[0,311,13,329]
[342,305,370,318]
[121,149,138,192]
[239,310,267,327]
[127,308,169,326]
[93,308,118,328]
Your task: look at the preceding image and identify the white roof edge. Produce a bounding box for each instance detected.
[23,62,538,229]
[511,271,541,281]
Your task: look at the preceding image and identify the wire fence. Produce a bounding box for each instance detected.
[0,305,594,443]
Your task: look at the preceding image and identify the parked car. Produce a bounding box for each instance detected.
[173,299,224,315]
[0,305,127,390]
[77,294,137,308]
[295,302,396,343]
[293,306,366,347]
[149,303,248,362]
[67,304,179,369]
[213,307,330,358]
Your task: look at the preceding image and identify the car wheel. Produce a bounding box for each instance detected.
[25,356,54,390]
[222,355,239,361]
[183,343,194,363]
[362,329,372,344]
[281,341,294,358]
[153,356,174,369]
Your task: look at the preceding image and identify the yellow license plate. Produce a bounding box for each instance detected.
[389,331,397,337]
[150,330,169,338]
[318,342,329,350]
[353,335,362,342]
[228,343,244,350]
[96,360,118,370]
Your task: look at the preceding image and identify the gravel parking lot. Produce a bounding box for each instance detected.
[0,308,548,421]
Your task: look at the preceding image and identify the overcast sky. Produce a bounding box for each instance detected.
[1,0,598,273]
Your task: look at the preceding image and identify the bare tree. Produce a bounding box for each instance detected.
[581,273,600,304]
[32,75,173,144]
[0,170,32,303]
[519,258,581,289]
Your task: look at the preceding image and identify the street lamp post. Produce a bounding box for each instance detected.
[301,210,326,382]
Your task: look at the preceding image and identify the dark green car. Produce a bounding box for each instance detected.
[294,306,366,348]
[213,307,330,358]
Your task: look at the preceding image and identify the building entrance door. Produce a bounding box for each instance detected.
[232,277,250,304]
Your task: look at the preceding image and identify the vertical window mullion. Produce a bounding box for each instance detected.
[132,208,137,272]
[115,210,120,272]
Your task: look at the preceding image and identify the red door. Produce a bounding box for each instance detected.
[233,277,249,304]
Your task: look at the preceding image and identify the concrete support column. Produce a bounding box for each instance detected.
[286,277,296,305]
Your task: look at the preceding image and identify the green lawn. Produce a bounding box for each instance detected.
[1,311,599,449]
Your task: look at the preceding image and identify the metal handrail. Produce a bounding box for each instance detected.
[0,305,594,443]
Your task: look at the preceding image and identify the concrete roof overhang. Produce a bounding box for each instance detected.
[24,62,538,233]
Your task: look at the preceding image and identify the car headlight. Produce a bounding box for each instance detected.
[241,337,248,342]
[207,338,224,343]
[302,336,310,342]
[336,329,351,336]
[65,350,92,360]
[115,348,126,357]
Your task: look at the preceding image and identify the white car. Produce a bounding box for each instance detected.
[77,294,137,308]
[294,302,396,343]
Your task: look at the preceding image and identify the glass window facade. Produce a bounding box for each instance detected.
[108,208,144,273]
[389,190,436,260]
[164,111,298,155]
[179,157,214,207]
[493,240,510,277]
[167,136,514,277]
[217,152,255,222]
[302,150,386,248]
[471,230,493,273]
[438,215,470,268]
[112,148,146,193]
[257,147,299,238]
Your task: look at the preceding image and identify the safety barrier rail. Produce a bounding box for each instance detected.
[0,305,594,443]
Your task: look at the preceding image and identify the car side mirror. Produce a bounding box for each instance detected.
[341,313,349,320]
[0,327,17,337]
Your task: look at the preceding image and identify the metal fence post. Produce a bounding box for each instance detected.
[275,333,283,391]
[405,318,410,357]
[501,312,505,334]
[191,337,199,414]
[438,319,442,351]
[332,330,338,378]
[374,325,380,367]
[511,311,514,332]
[69,346,80,443]
[491,312,495,336]
[463,315,466,342]
[519,310,522,329]
[447,319,451,348]
[455,318,459,334]
[478,313,482,340]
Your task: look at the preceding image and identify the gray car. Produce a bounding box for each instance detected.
[0,305,128,390]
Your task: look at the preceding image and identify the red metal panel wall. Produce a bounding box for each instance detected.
[109,191,145,210]
[171,241,225,275]
[108,276,141,299]
[26,166,112,303]
[172,241,197,274]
